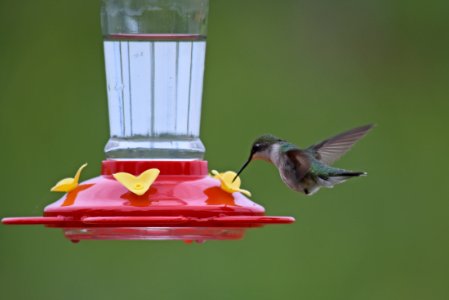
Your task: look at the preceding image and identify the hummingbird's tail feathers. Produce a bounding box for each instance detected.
[328,171,367,177]
[316,176,348,190]
[314,170,366,192]
[307,124,375,165]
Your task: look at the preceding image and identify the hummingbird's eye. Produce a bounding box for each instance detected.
[253,143,261,152]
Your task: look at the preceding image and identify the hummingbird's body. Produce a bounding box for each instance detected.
[234,124,374,195]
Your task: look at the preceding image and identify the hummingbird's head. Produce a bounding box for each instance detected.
[250,134,284,159]
[233,134,284,182]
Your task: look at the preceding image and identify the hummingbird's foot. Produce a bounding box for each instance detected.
[304,189,309,195]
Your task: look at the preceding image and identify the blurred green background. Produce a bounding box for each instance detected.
[1,0,449,299]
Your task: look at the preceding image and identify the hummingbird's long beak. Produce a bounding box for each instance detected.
[232,154,253,182]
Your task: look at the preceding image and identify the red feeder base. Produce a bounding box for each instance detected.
[2,160,294,242]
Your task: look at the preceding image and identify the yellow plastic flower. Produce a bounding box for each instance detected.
[211,170,252,197]
[51,163,88,193]
[113,168,160,196]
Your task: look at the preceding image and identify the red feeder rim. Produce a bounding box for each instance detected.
[2,160,294,242]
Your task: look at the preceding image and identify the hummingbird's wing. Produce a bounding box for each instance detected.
[284,149,311,181]
[307,124,374,165]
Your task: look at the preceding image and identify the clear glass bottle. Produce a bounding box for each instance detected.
[101,0,209,159]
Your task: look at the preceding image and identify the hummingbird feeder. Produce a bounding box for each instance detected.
[1,0,294,242]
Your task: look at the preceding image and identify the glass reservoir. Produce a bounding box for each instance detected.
[101,0,208,159]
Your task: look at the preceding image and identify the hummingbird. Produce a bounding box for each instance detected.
[233,124,374,195]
